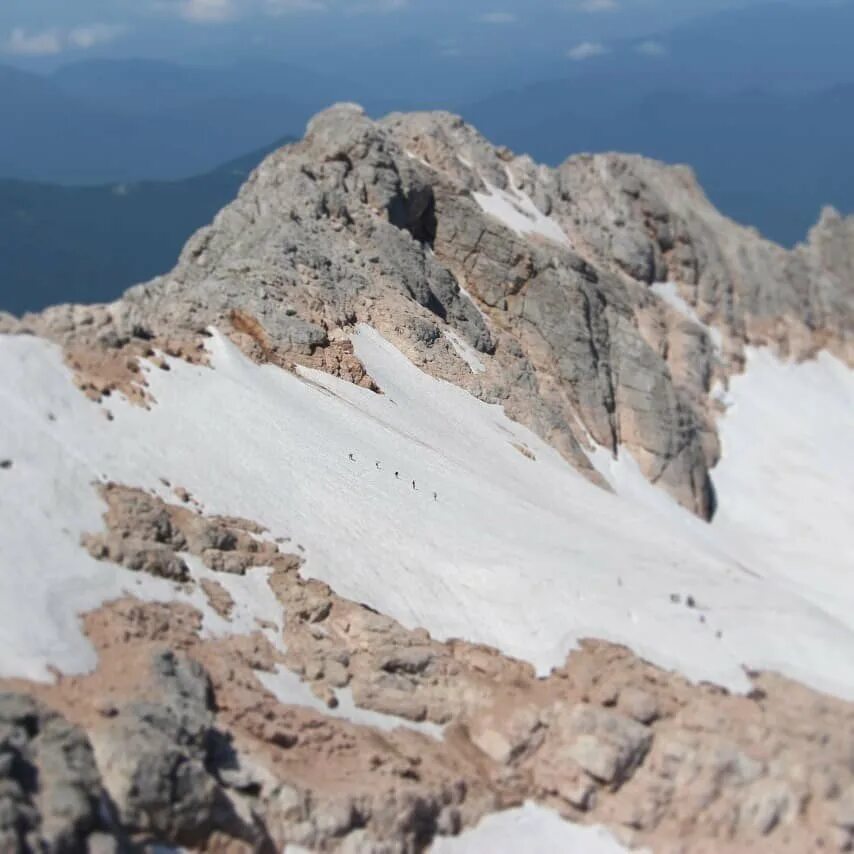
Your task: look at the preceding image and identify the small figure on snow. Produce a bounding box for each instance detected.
[412,480,416,491]
[433,492,437,502]
[395,471,400,479]
[376,461,381,469]
[348,453,355,462]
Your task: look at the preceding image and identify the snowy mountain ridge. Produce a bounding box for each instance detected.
[0,104,853,853]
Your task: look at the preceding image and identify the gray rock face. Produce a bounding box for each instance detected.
[0,692,105,853]
[464,146,853,358]
[560,703,653,786]
[8,104,853,517]
[0,655,270,851]
[90,650,250,848]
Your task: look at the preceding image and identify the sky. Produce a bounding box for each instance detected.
[0,0,807,72]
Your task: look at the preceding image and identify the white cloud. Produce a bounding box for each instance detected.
[3,24,125,56]
[67,24,126,50]
[567,40,608,61]
[265,0,327,12]
[577,0,619,12]
[164,0,405,20]
[636,39,667,57]
[180,0,236,21]
[479,12,517,24]
[349,0,409,12]
[3,28,63,56]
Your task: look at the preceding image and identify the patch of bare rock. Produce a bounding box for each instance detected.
[81,481,287,581]
[2,485,853,852]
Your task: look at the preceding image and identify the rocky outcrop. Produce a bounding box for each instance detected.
[7,105,850,516]
[0,484,840,852]
[0,692,106,852]
[90,649,259,849]
[82,482,285,578]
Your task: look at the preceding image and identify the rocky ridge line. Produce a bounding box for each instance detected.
[2,105,851,516]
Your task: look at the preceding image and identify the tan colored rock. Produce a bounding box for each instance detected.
[619,686,660,724]
[4,485,854,851]
[558,704,653,786]
[200,578,235,619]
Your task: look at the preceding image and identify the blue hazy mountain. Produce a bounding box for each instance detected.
[459,2,854,245]
[0,0,852,306]
[0,140,289,315]
[0,61,315,184]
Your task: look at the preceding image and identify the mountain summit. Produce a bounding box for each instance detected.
[1,104,853,852]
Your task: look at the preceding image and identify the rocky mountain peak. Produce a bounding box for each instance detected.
[5,105,853,518]
[1,104,853,853]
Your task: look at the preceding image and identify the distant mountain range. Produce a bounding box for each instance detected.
[0,0,853,313]
[0,61,322,184]
[460,1,854,247]
[0,140,288,315]
[463,82,854,249]
[4,1,853,188]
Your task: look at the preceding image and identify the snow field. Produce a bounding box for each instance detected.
[473,177,571,248]
[0,325,853,700]
[430,803,633,854]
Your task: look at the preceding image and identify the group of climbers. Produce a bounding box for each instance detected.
[348,453,437,501]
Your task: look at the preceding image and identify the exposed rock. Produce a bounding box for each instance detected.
[13,107,853,514]
[618,687,659,725]
[200,578,235,619]
[738,779,798,835]
[83,482,285,583]
[836,786,854,831]
[0,692,106,852]
[88,649,260,849]
[552,704,653,786]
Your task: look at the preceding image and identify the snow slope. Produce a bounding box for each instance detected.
[593,346,854,666]
[444,330,486,374]
[430,803,631,854]
[711,348,854,630]
[650,281,723,350]
[473,178,571,248]
[1,326,853,700]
